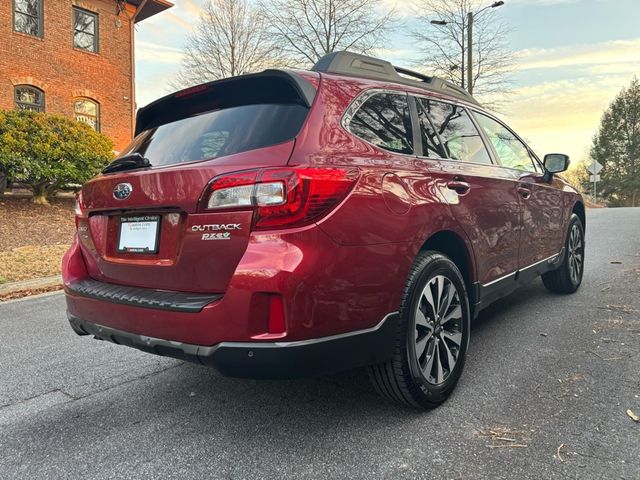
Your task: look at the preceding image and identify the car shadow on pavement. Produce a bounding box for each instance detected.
[108,280,553,426]
[139,280,550,419]
[471,279,550,334]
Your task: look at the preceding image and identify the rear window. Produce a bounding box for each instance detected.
[119,103,308,167]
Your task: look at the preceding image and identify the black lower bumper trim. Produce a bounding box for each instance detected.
[66,279,222,313]
[68,313,399,379]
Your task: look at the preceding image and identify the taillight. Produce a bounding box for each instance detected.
[199,167,360,230]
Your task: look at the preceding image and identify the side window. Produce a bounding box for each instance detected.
[348,93,413,155]
[424,100,492,165]
[414,97,447,158]
[474,112,537,172]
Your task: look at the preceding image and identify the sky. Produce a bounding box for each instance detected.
[134,0,640,164]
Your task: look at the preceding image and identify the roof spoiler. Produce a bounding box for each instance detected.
[311,51,478,105]
[135,70,317,136]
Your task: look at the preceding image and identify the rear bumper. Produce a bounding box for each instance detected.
[66,278,222,313]
[63,226,409,346]
[68,312,398,379]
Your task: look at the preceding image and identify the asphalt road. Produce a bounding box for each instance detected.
[1,208,639,479]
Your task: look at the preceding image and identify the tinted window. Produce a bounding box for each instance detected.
[119,104,308,167]
[474,112,537,172]
[415,98,447,158]
[422,99,492,165]
[348,93,413,154]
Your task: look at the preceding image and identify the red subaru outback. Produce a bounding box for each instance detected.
[63,51,585,409]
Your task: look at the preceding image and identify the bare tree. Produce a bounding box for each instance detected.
[258,0,396,67]
[413,0,513,102]
[173,0,282,87]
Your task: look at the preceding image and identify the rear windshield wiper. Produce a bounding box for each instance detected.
[102,153,152,174]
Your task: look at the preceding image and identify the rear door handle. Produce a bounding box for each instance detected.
[517,184,532,199]
[447,180,471,195]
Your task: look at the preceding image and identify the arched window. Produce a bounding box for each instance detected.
[74,98,100,131]
[14,85,45,112]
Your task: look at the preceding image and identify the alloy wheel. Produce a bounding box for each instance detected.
[568,224,584,284]
[414,275,464,385]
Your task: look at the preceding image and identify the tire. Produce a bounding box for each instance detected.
[542,214,585,294]
[368,251,471,409]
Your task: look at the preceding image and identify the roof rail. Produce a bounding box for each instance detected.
[311,51,479,105]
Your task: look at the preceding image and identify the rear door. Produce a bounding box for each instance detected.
[471,111,565,268]
[414,97,522,285]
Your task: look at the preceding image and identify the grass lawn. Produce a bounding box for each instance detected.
[0,196,75,284]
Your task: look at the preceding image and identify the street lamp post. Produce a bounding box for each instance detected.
[431,1,504,95]
[467,11,473,94]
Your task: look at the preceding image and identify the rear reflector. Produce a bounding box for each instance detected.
[268,295,286,335]
[200,167,360,230]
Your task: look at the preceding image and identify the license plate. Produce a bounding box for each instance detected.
[117,215,160,254]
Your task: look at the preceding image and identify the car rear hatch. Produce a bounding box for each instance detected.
[76,70,317,294]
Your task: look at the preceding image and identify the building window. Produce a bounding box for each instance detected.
[13,0,44,38]
[74,98,100,131]
[73,7,98,53]
[15,85,45,112]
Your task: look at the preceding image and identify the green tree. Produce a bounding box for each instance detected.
[0,110,114,204]
[590,77,640,207]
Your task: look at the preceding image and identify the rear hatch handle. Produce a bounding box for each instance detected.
[102,153,152,175]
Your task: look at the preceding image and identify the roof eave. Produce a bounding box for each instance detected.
[127,0,174,23]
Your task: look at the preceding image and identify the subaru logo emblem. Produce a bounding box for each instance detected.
[113,183,133,200]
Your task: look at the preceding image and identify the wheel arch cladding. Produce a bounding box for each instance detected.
[572,201,586,232]
[420,230,474,287]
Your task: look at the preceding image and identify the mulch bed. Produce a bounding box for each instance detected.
[0,196,75,284]
[0,196,76,250]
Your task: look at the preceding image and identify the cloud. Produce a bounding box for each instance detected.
[136,41,184,64]
[500,75,632,162]
[507,0,580,4]
[491,37,640,161]
[383,0,578,16]
[516,38,640,71]
[163,12,195,31]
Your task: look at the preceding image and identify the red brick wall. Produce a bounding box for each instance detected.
[0,0,136,151]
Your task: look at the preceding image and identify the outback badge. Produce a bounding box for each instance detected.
[113,183,133,200]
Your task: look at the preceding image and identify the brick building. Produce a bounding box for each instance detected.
[0,0,172,151]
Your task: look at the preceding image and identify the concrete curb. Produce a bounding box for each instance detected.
[0,275,62,295]
[0,289,64,305]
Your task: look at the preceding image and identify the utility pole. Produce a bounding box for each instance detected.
[431,1,504,95]
[467,11,473,95]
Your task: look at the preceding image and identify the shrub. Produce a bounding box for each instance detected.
[0,109,114,204]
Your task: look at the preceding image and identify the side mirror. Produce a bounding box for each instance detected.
[543,153,570,182]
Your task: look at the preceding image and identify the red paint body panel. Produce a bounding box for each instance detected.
[63,67,583,352]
